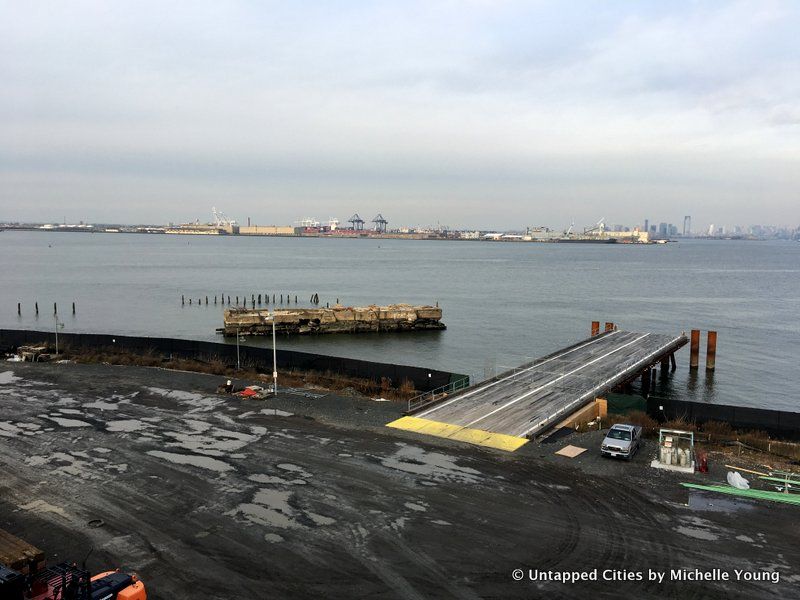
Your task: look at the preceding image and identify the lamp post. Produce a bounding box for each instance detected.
[236,325,246,370]
[271,310,278,396]
[54,314,64,355]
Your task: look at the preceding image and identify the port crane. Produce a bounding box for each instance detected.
[372,214,388,233]
[583,218,606,235]
[212,207,236,227]
[348,213,365,231]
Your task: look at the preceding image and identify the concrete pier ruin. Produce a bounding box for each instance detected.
[220,304,445,336]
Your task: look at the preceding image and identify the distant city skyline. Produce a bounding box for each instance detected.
[2,1,799,228]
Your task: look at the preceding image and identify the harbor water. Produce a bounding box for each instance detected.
[1,230,798,411]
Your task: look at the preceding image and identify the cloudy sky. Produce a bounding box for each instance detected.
[1,1,798,229]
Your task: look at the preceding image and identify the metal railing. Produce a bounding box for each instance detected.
[406,376,471,413]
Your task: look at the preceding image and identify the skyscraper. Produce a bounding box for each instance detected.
[683,216,691,236]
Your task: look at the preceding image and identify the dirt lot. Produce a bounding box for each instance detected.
[0,362,798,599]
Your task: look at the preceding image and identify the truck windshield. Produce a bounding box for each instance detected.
[607,429,631,441]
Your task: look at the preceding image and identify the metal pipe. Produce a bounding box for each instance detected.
[689,329,700,369]
[706,330,717,370]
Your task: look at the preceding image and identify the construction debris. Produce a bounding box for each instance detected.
[555,445,587,458]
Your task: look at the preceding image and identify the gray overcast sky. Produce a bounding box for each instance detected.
[1,1,798,230]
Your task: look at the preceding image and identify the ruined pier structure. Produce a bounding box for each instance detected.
[221,304,445,336]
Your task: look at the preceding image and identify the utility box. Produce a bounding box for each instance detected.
[651,428,695,473]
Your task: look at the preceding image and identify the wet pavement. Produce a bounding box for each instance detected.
[0,362,798,599]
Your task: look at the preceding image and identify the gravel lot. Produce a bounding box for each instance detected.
[0,362,798,599]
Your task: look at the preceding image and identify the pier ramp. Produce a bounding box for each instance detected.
[388,330,687,451]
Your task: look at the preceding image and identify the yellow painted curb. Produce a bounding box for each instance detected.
[386,416,529,452]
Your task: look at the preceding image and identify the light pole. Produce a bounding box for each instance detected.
[54,314,64,355]
[271,311,278,396]
[236,325,247,370]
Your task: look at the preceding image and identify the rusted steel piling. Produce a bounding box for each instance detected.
[605,322,614,332]
[591,321,600,336]
[706,330,717,370]
[689,329,700,368]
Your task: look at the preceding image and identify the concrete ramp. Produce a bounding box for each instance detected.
[387,330,686,452]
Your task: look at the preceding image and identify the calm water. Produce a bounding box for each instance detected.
[1,230,798,410]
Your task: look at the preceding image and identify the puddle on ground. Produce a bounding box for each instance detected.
[146,387,223,413]
[184,419,213,433]
[0,422,39,437]
[231,489,299,529]
[276,463,312,478]
[27,452,100,480]
[675,526,720,541]
[106,419,151,433]
[147,450,234,473]
[82,400,121,411]
[260,409,293,417]
[249,474,307,486]
[0,371,22,385]
[390,517,408,531]
[163,425,262,456]
[307,512,336,526]
[380,444,482,484]
[687,491,755,513]
[44,415,93,428]
[228,488,336,530]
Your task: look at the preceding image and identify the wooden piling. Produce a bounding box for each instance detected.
[294,295,297,304]
[670,353,677,371]
[706,330,717,371]
[182,295,185,306]
[72,302,75,315]
[35,302,39,315]
[689,329,700,369]
[205,296,208,305]
[236,296,239,305]
[227,296,231,305]
[591,321,600,336]
[17,302,21,316]
[258,294,261,305]
[53,302,57,315]
[641,369,650,396]
[214,296,217,305]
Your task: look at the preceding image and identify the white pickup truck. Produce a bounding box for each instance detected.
[601,424,642,460]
